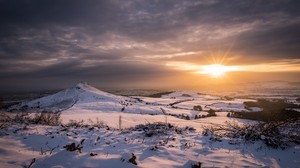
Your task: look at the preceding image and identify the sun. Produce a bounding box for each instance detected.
[202,64,231,78]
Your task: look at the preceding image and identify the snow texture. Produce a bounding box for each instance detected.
[1,83,299,168]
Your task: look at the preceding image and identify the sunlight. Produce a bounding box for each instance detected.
[202,64,227,77]
[166,62,239,78]
[201,64,238,78]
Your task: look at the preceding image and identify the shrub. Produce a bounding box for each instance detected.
[226,112,231,117]
[130,122,195,137]
[207,109,216,117]
[63,142,82,153]
[0,111,31,124]
[204,119,300,149]
[88,118,106,128]
[66,120,85,128]
[191,162,202,168]
[193,105,202,111]
[0,111,61,126]
[32,111,61,126]
[128,153,137,165]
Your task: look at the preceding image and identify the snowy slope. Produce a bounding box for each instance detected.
[8,83,123,112]
[8,83,166,115]
[8,83,262,121]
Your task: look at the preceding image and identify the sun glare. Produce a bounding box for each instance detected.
[202,64,235,78]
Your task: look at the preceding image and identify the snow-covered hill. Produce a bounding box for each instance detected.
[8,83,123,112]
[8,83,264,122]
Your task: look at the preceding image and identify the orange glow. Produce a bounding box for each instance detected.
[201,64,237,77]
[166,60,300,76]
[166,62,239,78]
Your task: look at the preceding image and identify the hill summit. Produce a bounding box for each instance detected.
[8,82,122,112]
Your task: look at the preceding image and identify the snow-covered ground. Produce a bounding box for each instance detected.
[8,83,263,121]
[1,122,299,168]
[1,83,299,168]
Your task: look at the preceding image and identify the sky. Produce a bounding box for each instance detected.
[1,0,300,93]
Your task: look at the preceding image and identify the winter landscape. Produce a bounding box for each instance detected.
[1,0,300,168]
[1,82,300,168]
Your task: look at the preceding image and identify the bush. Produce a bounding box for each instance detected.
[128,153,138,165]
[66,120,85,127]
[193,105,202,111]
[88,118,106,128]
[207,109,216,117]
[33,111,61,126]
[0,111,30,124]
[204,119,300,149]
[191,162,202,168]
[63,142,82,153]
[130,122,195,137]
[0,111,61,126]
[226,112,231,117]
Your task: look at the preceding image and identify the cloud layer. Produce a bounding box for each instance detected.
[1,0,300,92]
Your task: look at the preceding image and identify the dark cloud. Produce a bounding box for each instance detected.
[0,59,176,93]
[0,0,120,26]
[0,0,300,92]
[235,21,300,59]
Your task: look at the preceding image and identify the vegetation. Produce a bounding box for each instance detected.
[67,119,108,129]
[63,142,83,153]
[193,105,202,111]
[0,111,61,126]
[32,111,61,126]
[230,99,300,121]
[207,109,217,117]
[194,109,217,119]
[191,162,202,168]
[204,119,300,149]
[130,122,195,137]
[128,153,138,165]
[147,91,173,98]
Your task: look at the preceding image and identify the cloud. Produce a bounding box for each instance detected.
[0,0,300,92]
